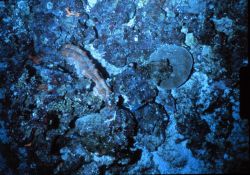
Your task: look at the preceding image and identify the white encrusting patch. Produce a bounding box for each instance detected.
[85,44,127,76]
[87,0,97,8]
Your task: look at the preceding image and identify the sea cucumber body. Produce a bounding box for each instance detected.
[61,44,111,100]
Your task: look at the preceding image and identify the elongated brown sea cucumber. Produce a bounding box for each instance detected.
[60,44,111,101]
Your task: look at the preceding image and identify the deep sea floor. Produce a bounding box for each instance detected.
[0,0,249,174]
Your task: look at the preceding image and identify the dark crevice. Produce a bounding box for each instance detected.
[83,49,110,79]
[0,143,19,174]
[44,111,60,130]
[116,95,124,107]
[69,117,77,128]
[50,136,63,155]
[25,64,37,83]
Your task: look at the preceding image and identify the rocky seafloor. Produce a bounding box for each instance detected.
[0,0,249,174]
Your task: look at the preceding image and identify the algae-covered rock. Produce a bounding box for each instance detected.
[113,68,157,111]
[134,103,169,151]
[75,107,136,155]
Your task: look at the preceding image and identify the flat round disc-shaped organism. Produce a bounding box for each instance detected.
[149,44,193,89]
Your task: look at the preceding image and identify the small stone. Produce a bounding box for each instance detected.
[134,35,139,42]
[86,19,95,27]
[17,1,26,9]
[201,45,212,57]
[167,10,176,18]
[46,2,53,10]
[181,26,188,34]
[185,33,197,47]
[212,16,234,36]
[88,0,97,8]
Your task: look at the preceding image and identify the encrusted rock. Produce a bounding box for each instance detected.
[75,107,136,155]
[113,68,157,111]
[134,103,169,151]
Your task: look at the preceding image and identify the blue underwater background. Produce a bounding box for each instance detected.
[0,0,249,174]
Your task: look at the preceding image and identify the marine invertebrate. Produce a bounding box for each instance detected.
[60,44,111,101]
[144,44,193,89]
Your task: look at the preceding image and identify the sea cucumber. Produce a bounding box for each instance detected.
[60,44,111,101]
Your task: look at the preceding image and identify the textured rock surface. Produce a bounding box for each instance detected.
[75,107,136,155]
[113,68,157,111]
[134,103,169,151]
